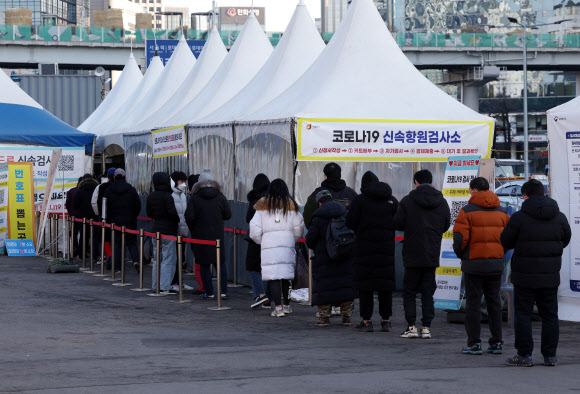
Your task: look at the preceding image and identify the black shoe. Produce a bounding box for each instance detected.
[355,320,374,332]
[133,262,140,273]
[251,295,269,309]
[487,342,503,354]
[462,343,483,355]
[381,320,392,332]
[544,356,557,367]
[193,289,204,295]
[506,354,533,367]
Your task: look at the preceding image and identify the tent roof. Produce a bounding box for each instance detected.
[117,35,197,134]
[0,69,94,149]
[133,26,228,131]
[198,0,324,124]
[547,96,579,114]
[78,53,142,133]
[171,12,273,125]
[242,0,492,123]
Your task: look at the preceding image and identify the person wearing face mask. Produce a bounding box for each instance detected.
[169,171,194,292]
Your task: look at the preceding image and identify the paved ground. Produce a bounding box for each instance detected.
[1,255,579,393]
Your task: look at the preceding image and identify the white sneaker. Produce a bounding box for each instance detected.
[283,305,292,315]
[400,326,419,338]
[271,308,286,317]
[170,284,180,292]
[421,327,431,339]
[183,284,194,291]
[331,306,341,316]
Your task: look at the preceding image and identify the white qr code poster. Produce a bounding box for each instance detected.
[434,155,480,310]
[0,147,84,181]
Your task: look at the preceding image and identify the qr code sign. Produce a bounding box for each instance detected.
[58,155,74,172]
[0,189,4,205]
[451,201,467,225]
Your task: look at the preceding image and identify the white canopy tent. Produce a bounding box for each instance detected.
[547,99,580,322]
[78,53,142,134]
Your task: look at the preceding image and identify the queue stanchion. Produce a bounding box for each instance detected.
[228,228,242,288]
[104,223,120,282]
[42,214,47,256]
[48,214,53,258]
[69,216,75,260]
[147,232,168,297]
[300,248,313,306]
[171,235,193,304]
[80,218,88,271]
[55,214,59,257]
[84,219,98,273]
[208,239,231,311]
[64,214,70,260]
[94,221,108,277]
[131,229,151,292]
[113,226,132,287]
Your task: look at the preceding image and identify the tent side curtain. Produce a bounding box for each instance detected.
[124,132,153,194]
[235,118,293,146]
[154,154,188,181]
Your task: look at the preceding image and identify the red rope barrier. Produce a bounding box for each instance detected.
[182,237,218,246]
[103,223,112,228]
[143,231,157,237]
[137,216,153,221]
[93,221,102,226]
[224,227,234,233]
[113,225,123,231]
[125,228,140,235]
[74,217,83,223]
[160,234,178,241]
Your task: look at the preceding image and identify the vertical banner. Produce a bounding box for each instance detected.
[7,162,36,247]
[566,131,580,291]
[0,164,8,253]
[434,155,481,309]
[36,149,62,253]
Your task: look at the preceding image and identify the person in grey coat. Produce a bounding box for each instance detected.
[170,171,192,291]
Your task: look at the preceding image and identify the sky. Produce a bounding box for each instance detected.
[163,0,322,32]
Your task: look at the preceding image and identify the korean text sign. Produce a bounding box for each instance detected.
[296,119,493,162]
[0,147,84,181]
[5,239,36,256]
[0,163,8,253]
[8,162,36,245]
[152,126,187,158]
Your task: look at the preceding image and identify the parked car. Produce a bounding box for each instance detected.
[495,180,549,209]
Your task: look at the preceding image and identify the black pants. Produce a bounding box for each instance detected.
[464,273,502,346]
[359,290,392,320]
[172,242,186,285]
[199,261,228,296]
[403,267,436,327]
[514,286,559,357]
[270,279,290,306]
[71,224,81,258]
[112,232,139,271]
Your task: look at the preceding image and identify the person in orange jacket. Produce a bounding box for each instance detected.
[453,177,510,356]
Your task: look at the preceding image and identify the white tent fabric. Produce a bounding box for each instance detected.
[198,0,325,124]
[78,54,142,133]
[242,0,491,123]
[134,27,228,131]
[116,35,197,134]
[546,99,580,322]
[95,55,164,153]
[0,69,42,109]
[171,12,273,125]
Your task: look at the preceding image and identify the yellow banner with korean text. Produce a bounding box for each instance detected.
[8,162,36,245]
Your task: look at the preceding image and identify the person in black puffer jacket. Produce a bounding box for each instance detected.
[307,191,355,327]
[72,174,99,260]
[185,170,232,299]
[346,171,398,332]
[147,172,179,293]
[246,173,270,308]
[501,179,571,366]
[303,162,357,228]
[394,169,450,339]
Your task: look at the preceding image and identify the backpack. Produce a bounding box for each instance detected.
[325,215,356,260]
[322,187,352,210]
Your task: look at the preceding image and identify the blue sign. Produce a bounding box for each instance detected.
[146,40,205,67]
[6,239,36,256]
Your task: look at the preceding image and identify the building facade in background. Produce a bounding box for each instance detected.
[0,0,81,25]
[321,0,347,33]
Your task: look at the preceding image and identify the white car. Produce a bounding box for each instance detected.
[495,180,549,209]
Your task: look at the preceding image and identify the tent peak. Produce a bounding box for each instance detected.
[179,33,186,42]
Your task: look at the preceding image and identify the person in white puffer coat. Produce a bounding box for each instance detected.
[250,179,304,318]
[170,171,192,291]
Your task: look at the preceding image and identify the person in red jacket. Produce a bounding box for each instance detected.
[453,177,510,355]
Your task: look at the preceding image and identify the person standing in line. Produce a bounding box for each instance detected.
[346,171,398,332]
[147,172,180,295]
[66,176,82,260]
[185,170,232,300]
[306,190,355,327]
[91,168,116,264]
[501,179,571,367]
[246,173,271,309]
[169,171,193,292]
[72,174,99,259]
[187,174,204,294]
[453,177,510,355]
[103,169,141,273]
[394,169,450,339]
[250,179,304,317]
[303,162,357,229]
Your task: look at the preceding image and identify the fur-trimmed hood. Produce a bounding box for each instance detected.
[254,197,297,212]
[78,177,98,190]
[191,179,222,200]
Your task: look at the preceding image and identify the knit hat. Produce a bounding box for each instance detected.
[323,162,341,179]
[198,169,213,183]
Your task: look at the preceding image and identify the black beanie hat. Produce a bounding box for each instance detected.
[323,162,341,179]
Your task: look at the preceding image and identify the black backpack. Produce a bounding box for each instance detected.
[325,215,356,260]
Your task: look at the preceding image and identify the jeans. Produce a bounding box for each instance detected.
[250,271,265,298]
[199,261,228,296]
[71,224,81,258]
[514,286,559,357]
[403,267,436,327]
[113,232,139,271]
[270,279,290,306]
[464,273,503,346]
[359,290,392,320]
[151,238,176,291]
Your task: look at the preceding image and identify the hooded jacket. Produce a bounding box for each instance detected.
[146,172,179,236]
[65,186,80,218]
[172,184,189,237]
[250,198,304,281]
[303,177,358,229]
[103,179,141,229]
[394,184,451,268]
[346,171,399,290]
[453,190,510,275]
[72,178,99,220]
[185,179,231,266]
[306,201,355,305]
[501,196,571,288]
[245,174,270,272]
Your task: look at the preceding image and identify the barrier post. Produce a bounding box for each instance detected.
[104,223,120,281]
[130,229,151,292]
[171,236,193,304]
[113,226,132,287]
[81,218,87,270]
[43,214,47,256]
[55,214,59,257]
[228,228,242,288]
[94,220,107,277]
[208,239,231,311]
[65,215,70,260]
[85,219,97,273]
[300,249,313,306]
[48,214,53,258]
[147,232,168,297]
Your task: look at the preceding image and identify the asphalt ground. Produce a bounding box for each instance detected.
[1,255,579,393]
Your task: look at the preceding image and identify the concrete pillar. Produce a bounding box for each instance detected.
[510,142,518,160]
[463,84,480,113]
[576,73,580,96]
